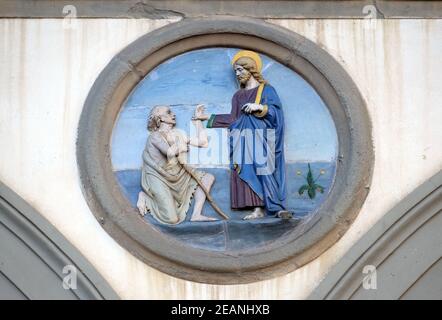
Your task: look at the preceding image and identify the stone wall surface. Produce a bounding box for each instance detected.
[0,18,441,299]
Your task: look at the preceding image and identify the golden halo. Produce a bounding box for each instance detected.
[231,50,263,73]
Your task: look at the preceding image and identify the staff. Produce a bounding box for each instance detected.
[177,159,229,220]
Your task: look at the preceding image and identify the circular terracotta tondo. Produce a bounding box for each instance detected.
[77,16,373,284]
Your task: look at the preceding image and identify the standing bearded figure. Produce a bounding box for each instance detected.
[206,50,290,219]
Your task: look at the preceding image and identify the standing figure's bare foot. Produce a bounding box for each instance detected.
[243,207,265,220]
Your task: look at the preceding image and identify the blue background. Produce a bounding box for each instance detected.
[111,48,338,170]
[110,48,339,251]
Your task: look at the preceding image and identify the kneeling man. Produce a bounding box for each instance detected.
[137,104,216,224]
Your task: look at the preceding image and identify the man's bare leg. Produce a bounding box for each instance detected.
[243,207,265,220]
[190,173,218,221]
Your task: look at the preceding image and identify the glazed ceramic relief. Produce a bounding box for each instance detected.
[111,48,338,252]
[77,20,372,282]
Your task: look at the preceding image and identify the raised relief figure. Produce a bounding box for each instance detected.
[136,105,218,224]
[207,50,291,220]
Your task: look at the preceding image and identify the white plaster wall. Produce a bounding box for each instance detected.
[0,18,441,299]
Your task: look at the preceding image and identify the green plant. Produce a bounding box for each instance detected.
[298,163,325,199]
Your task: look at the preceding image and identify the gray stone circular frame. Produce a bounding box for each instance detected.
[77,16,373,284]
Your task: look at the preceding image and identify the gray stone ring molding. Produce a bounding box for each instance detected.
[77,16,374,284]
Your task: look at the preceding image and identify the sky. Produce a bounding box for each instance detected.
[111,48,338,170]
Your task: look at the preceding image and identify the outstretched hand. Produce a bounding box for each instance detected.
[192,104,210,121]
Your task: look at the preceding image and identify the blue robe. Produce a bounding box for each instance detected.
[229,84,287,215]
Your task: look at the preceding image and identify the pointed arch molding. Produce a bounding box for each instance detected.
[76,17,374,284]
[309,170,442,300]
[0,181,119,300]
